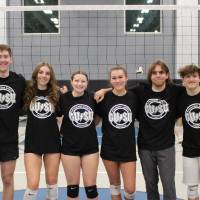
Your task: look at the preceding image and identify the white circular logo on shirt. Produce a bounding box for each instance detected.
[108,104,132,129]
[0,85,16,109]
[185,103,200,129]
[69,104,94,128]
[30,96,54,119]
[145,98,169,120]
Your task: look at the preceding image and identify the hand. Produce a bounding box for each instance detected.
[94,89,105,103]
[174,125,183,144]
[60,85,68,94]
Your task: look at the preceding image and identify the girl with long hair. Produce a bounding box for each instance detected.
[96,65,138,200]
[23,62,61,200]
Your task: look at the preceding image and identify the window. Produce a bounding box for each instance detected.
[24,0,59,34]
[126,0,160,33]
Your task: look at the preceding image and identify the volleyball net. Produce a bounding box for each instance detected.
[0,1,198,82]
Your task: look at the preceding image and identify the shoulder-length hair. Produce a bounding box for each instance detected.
[147,60,171,84]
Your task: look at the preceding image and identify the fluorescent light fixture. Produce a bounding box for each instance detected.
[137,17,144,24]
[34,0,45,4]
[141,9,149,14]
[130,28,136,32]
[43,10,53,14]
[154,30,158,32]
[50,18,59,24]
[133,24,139,28]
[55,25,59,28]
[147,0,153,3]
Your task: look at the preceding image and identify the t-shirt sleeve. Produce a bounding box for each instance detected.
[175,93,183,118]
[95,100,103,117]
[57,94,64,117]
[19,75,26,109]
[133,92,139,119]
[174,84,185,118]
[129,84,144,97]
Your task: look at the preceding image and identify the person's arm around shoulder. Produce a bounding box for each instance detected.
[60,84,68,94]
[174,117,183,144]
[94,88,112,103]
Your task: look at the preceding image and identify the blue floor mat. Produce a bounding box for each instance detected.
[0,187,183,200]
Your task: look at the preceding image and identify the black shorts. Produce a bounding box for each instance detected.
[61,147,99,157]
[100,149,137,162]
[101,134,137,162]
[24,145,61,156]
[61,142,99,156]
[61,135,99,156]
[0,143,19,162]
[25,138,61,156]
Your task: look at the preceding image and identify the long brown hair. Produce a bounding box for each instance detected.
[147,60,171,84]
[24,62,59,108]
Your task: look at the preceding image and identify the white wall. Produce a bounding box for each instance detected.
[176,0,198,77]
[0,0,7,44]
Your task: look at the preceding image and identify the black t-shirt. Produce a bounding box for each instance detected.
[0,71,26,145]
[130,83,184,150]
[25,89,61,154]
[59,91,99,155]
[96,90,138,162]
[177,90,200,157]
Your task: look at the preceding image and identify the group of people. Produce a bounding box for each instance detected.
[0,43,200,200]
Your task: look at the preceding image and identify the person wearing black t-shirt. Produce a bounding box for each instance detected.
[23,62,61,200]
[131,60,184,200]
[177,64,200,200]
[96,66,138,200]
[95,60,184,200]
[0,44,26,200]
[60,71,99,200]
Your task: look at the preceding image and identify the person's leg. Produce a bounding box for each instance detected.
[183,156,200,200]
[120,161,136,200]
[61,154,81,200]
[81,152,99,200]
[103,159,122,200]
[1,160,16,200]
[23,153,42,200]
[138,149,160,200]
[157,146,176,200]
[43,153,60,200]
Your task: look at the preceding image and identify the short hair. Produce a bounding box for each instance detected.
[147,60,171,84]
[0,44,12,57]
[178,64,200,78]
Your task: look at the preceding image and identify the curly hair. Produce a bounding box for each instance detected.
[178,64,200,78]
[24,62,59,108]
